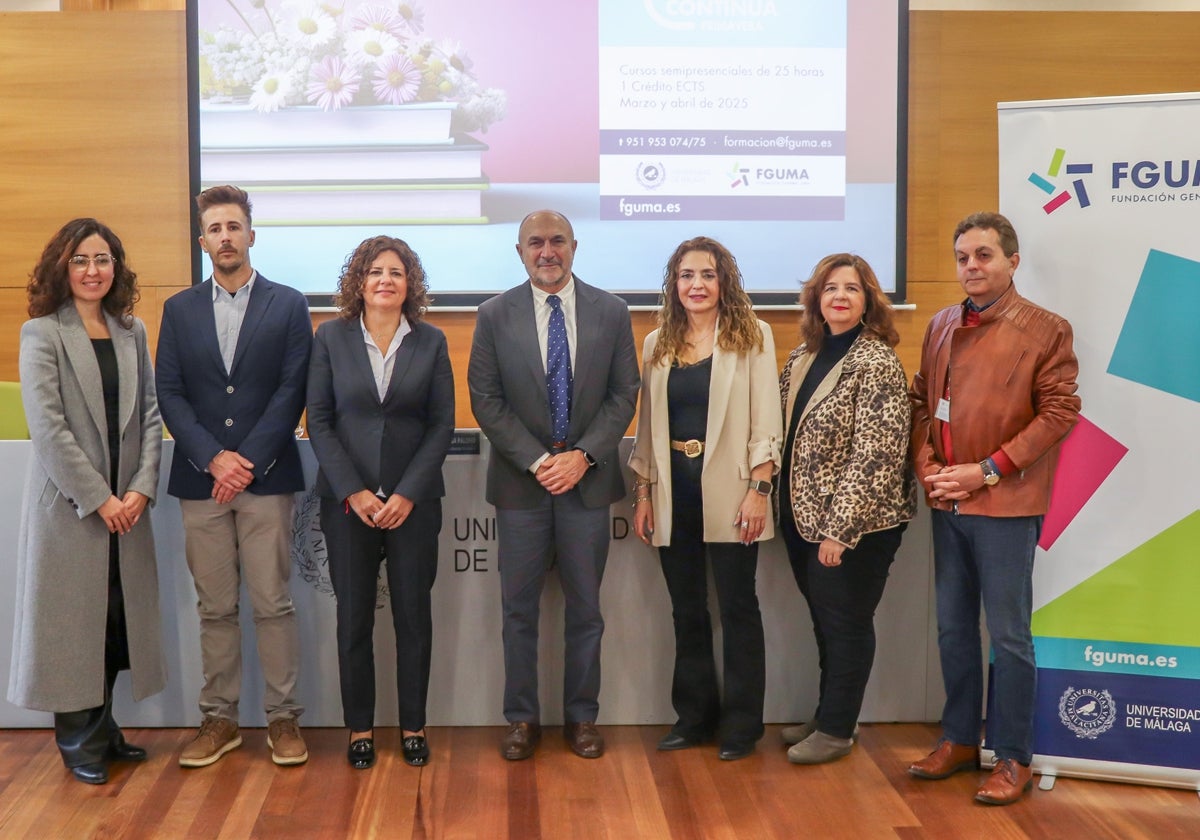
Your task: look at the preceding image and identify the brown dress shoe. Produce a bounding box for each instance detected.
[975,758,1033,805]
[501,722,542,761]
[907,740,980,779]
[563,722,605,759]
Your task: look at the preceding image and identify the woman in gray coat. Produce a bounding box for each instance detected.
[7,219,165,785]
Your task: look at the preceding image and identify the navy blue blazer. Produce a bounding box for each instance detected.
[156,274,313,500]
[306,317,454,503]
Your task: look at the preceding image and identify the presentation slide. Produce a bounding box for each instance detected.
[192,0,904,301]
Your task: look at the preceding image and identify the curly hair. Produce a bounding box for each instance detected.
[334,235,430,322]
[797,253,898,353]
[27,218,138,326]
[650,236,763,366]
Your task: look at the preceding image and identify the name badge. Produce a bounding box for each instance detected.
[935,398,951,423]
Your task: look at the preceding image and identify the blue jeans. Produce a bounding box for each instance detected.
[931,509,1041,765]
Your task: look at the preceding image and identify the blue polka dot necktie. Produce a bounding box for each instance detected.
[546,294,572,443]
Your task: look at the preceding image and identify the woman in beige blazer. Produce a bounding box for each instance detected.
[777,254,915,765]
[8,219,164,786]
[629,236,781,761]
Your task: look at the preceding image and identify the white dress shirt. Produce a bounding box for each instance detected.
[359,314,412,402]
[212,271,257,375]
[529,275,578,373]
[528,276,578,473]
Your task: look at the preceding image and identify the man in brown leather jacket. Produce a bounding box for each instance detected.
[906,212,1080,805]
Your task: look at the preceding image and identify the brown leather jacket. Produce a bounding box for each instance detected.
[910,283,1080,517]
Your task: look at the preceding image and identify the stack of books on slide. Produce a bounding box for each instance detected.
[200,135,490,225]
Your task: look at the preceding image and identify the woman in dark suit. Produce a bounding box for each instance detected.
[8,219,164,785]
[777,254,915,764]
[306,236,454,768]
[628,236,782,761]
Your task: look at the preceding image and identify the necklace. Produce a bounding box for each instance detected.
[685,329,714,349]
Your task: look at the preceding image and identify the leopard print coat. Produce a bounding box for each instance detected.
[779,335,916,548]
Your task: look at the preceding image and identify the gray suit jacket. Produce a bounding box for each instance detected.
[306,317,454,503]
[468,277,639,510]
[9,304,165,712]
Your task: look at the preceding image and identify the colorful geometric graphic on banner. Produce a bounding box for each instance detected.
[1026,146,1093,213]
[1033,510,1200,647]
[1031,511,1200,770]
[1000,92,1200,788]
[1108,249,1200,404]
[1039,415,1127,550]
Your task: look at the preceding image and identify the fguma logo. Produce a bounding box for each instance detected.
[1028,148,1093,214]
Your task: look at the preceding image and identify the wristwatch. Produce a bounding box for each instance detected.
[748,479,773,496]
[979,459,1001,486]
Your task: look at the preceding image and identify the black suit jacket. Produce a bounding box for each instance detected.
[156,274,312,500]
[306,316,454,503]
[467,277,639,510]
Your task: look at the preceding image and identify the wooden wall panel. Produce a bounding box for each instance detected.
[6,9,1200,426]
[905,10,1200,347]
[0,11,191,380]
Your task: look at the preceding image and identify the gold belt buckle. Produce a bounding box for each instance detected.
[681,439,703,458]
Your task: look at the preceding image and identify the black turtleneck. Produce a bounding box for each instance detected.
[782,324,863,506]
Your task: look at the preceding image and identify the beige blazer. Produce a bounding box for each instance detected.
[629,319,781,546]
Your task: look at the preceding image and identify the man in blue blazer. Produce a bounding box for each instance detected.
[156,185,312,769]
[468,210,639,760]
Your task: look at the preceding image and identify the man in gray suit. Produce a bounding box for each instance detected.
[468,210,639,760]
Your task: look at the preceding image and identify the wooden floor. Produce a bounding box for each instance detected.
[0,724,1197,839]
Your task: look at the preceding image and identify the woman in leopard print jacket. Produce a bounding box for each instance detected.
[776,253,916,766]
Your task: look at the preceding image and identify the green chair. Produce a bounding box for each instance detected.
[0,381,30,439]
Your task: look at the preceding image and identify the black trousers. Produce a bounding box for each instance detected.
[659,467,765,746]
[782,520,906,739]
[54,533,129,768]
[321,497,441,732]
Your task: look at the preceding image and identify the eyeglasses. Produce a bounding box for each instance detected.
[68,254,115,270]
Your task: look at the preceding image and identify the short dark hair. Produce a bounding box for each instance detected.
[27,218,138,326]
[196,184,253,228]
[335,235,431,323]
[797,253,898,353]
[953,211,1019,257]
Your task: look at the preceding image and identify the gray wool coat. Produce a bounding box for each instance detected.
[8,303,166,712]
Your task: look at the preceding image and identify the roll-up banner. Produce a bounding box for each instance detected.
[998,93,1200,790]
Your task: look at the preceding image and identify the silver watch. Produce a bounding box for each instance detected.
[748,479,773,496]
[979,459,1001,487]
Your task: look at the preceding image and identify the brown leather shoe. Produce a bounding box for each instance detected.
[179,716,242,768]
[975,758,1033,805]
[267,716,308,766]
[907,740,980,779]
[501,722,541,761]
[563,722,605,759]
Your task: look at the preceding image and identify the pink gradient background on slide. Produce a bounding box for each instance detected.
[199,0,898,184]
